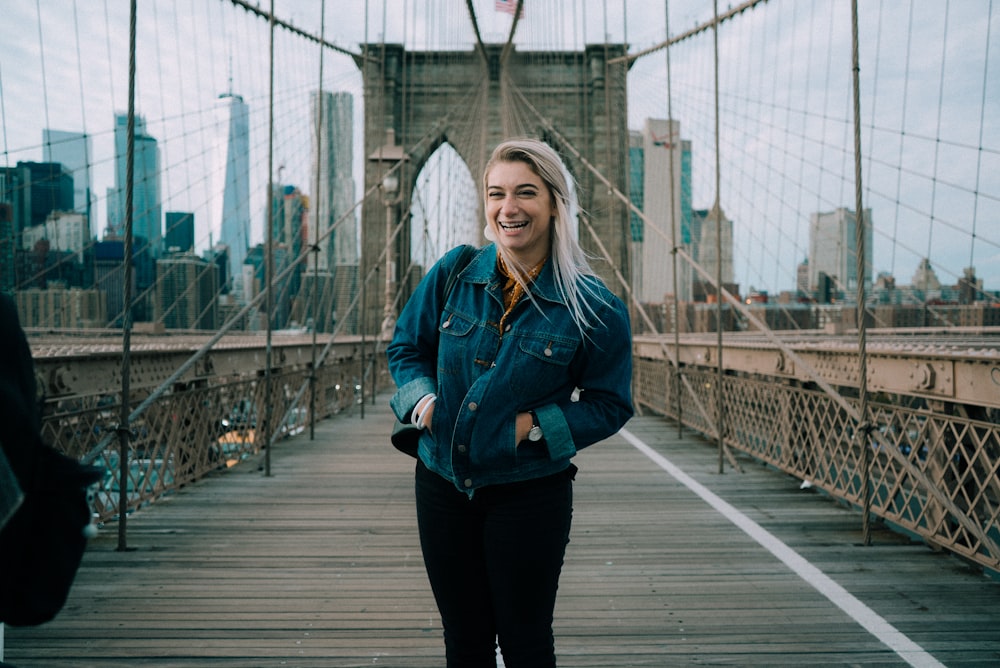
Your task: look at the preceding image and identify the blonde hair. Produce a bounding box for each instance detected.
[483,138,608,334]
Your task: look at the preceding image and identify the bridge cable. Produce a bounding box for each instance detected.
[308,0,326,441]
[115,0,138,551]
[664,0,684,436]
[925,1,950,275]
[500,1,525,66]
[225,0,365,62]
[888,2,914,279]
[969,0,993,271]
[263,0,276,476]
[851,0,874,547]
[711,0,727,474]
[609,0,770,65]
[70,0,92,235]
[463,0,489,66]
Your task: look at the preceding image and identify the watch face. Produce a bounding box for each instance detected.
[528,425,543,441]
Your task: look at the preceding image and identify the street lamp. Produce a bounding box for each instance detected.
[368,129,408,340]
[381,171,400,339]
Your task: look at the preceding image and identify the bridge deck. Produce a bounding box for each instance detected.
[5,397,1000,667]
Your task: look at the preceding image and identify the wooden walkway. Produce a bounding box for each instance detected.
[5,396,1000,667]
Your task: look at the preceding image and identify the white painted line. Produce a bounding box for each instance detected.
[619,427,945,668]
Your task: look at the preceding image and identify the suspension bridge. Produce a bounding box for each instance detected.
[1,0,999,665]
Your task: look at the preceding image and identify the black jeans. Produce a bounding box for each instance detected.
[415,459,576,668]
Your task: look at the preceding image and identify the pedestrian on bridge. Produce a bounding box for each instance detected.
[387,137,634,667]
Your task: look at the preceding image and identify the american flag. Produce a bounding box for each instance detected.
[495,0,523,18]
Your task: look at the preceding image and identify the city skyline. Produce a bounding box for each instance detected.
[1,1,995,296]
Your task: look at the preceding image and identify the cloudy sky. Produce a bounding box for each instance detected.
[1,1,996,294]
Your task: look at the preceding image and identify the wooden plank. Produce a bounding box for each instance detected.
[5,396,1000,667]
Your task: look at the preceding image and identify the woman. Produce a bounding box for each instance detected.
[387,137,633,666]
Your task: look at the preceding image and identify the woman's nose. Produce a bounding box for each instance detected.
[501,194,518,214]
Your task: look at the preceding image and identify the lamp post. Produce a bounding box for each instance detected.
[380,172,400,339]
[368,129,408,339]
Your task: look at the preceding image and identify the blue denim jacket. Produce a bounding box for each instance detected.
[387,244,633,495]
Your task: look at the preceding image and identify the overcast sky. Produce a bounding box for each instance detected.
[1,1,996,293]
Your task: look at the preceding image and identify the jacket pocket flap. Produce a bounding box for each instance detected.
[518,335,576,364]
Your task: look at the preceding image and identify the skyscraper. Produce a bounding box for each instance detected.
[307,91,357,332]
[808,207,873,297]
[94,239,131,326]
[311,91,357,268]
[268,184,308,329]
[43,129,93,221]
[156,254,219,330]
[16,162,74,228]
[113,114,162,257]
[165,211,195,253]
[694,204,735,299]
[636,118,693,303]
[209,92,251,289]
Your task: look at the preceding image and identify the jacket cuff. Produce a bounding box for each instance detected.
[536,403,576,460]
[390,376,437,421]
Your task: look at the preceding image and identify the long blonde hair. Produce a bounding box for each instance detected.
[483,138,608,334]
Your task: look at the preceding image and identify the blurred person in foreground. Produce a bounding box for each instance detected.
[0,293,101,643]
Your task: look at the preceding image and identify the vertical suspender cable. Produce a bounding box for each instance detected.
[34,0,53,305]
[310,0,326,440]
[664,1,683,437]
[263,0,276,476]
[968,0,993,279]
[850,0,873,546]
[924,1,951,270]
[888,2,915,278]
[359,0,370,422]
[117,0,138,551]
[71,0,93,228]
[712,0,726,474]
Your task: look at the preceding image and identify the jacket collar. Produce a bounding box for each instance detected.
[463,244,566,306]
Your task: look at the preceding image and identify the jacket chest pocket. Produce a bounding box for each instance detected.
[438,310,476,377]
[507,334,578,396]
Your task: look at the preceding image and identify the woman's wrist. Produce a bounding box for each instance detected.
[412,393,437,429]
[515,411,532,444]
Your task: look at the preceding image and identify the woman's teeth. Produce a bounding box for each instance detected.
[500,220,528,230]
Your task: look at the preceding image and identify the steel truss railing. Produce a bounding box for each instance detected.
[35,340,393,524]
[634,347,1000,573]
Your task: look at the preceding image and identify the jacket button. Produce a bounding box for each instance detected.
[468,402,478,411]
[544,347,553,357]
[464,479,473,488]
[457,444,467,453]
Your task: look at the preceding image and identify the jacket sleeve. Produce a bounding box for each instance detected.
[386,247,462,422]
[0,294,44,481]
[539,292,634,460]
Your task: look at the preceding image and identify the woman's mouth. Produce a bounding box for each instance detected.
[499,219,529,230]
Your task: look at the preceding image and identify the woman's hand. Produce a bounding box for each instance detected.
[514,411,533,446]
[413,394,436,433]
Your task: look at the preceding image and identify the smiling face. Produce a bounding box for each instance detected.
[485,160,554,266]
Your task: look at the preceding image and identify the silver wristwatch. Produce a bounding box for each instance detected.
[527,410,543,442]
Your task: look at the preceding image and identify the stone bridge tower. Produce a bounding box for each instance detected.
[357,43,631,334]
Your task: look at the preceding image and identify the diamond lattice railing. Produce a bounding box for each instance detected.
[635,354,1000,572]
